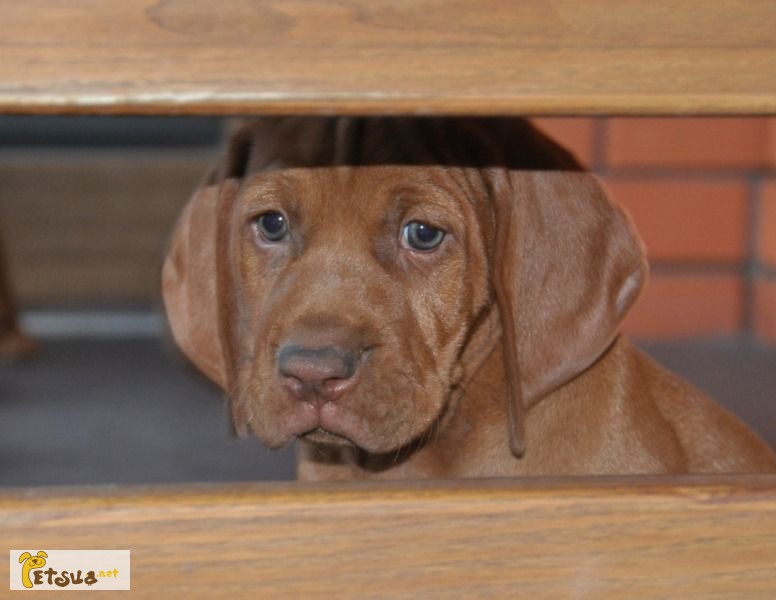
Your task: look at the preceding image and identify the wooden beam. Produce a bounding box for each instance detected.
[1,1,775,116]
[2,477,776,597]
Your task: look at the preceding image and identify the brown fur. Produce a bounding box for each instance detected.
[163,117,776,479]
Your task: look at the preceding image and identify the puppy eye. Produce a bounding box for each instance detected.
[253,211,288,242]
[401,221,445,251]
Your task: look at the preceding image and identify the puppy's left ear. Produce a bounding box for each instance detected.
[162,174,229,388]
[490,171,647,457]
[162,122,258,389]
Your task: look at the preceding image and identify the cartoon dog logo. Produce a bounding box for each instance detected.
[19,551,48,589]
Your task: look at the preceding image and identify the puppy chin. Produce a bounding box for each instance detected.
[299,427,354,447]
[242,380,447,455]
[252,411,434,455]
[251,406,423,455]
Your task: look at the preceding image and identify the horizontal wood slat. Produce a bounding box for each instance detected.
[0,0,775,115]
[2,476,776,598]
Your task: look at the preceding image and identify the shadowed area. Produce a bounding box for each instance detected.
[0,338,296,485]
[1,336,774,486]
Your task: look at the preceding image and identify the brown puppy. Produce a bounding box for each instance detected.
[163,117,776,479]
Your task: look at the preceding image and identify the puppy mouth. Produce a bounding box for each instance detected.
[298,426,354,447]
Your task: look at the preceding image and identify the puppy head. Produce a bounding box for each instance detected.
[167,162,491,452]
[163,117,645,457]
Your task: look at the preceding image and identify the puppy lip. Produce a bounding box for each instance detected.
[292,405,416,455]
[282,402,357,447]
[298,403,369,449]
[298,427,353,446]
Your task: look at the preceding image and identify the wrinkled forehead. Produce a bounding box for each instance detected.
[237,165,489,215]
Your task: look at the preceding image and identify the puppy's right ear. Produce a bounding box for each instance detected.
[162,175,228,388]
[163,122,258,388]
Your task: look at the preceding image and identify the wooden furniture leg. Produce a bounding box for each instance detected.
[0,230,36,361]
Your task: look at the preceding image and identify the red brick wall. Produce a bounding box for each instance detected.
[532,117,776,343]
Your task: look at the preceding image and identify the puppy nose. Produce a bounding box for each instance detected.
[278,345,360,402]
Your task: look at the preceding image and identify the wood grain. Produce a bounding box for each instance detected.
[0,0,775,116]
[2,477,776,598]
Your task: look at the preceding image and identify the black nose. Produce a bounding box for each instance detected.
[277,345,360,402]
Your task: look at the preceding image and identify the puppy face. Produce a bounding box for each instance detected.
[223,166,490,453]
[164,117,646,459]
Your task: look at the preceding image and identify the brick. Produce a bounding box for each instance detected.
[605,178,748,263]
[531,118,595,167]
[606,117,770,169]
[767,119,776,169]
[754,280,776,343]
[759,180,776,269]
[622,274,742,339]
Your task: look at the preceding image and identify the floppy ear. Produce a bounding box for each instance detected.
[19,552,30,563]
[36,551,48,559]
[490,171,647,457]
[162,121,259,388]
[162,176,227,388]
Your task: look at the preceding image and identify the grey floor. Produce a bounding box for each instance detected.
[2,336,775,487]
[1,338,296,486]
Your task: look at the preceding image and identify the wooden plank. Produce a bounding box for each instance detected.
[2,477,776,598]
[0,0,775,116]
